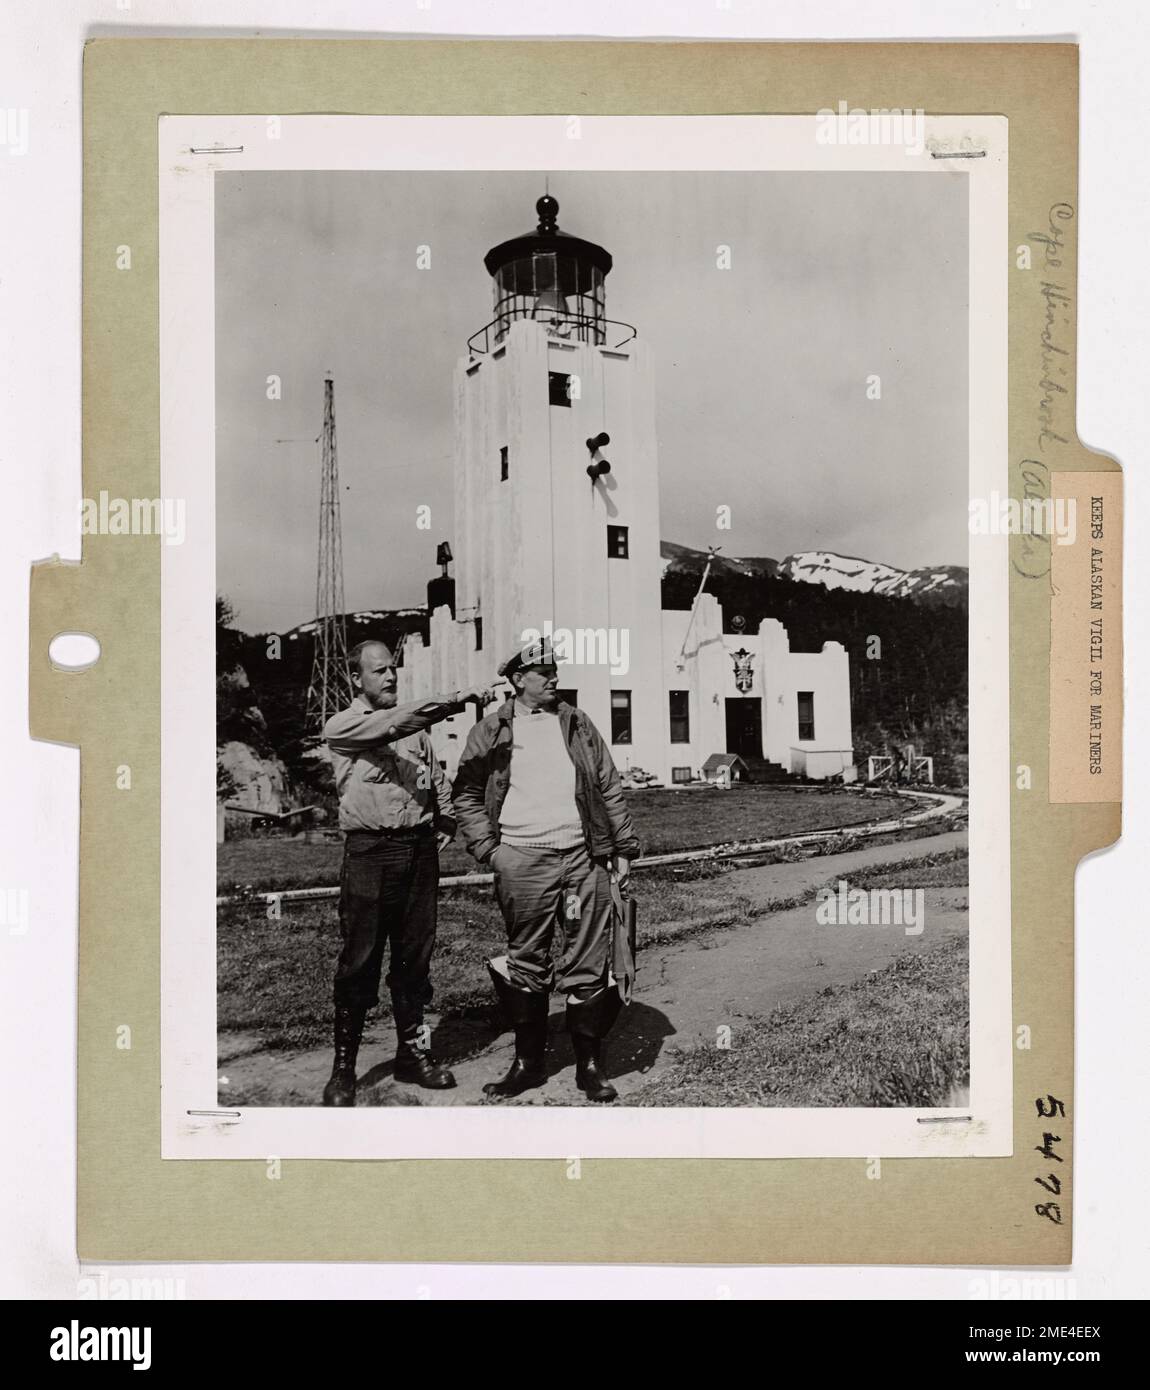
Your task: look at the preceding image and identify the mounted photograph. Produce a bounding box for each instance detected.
[212,164,972,1112]
[156,112,1010,1158]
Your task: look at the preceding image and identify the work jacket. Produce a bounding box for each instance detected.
[452,698,641,866]
[324,692,460,835]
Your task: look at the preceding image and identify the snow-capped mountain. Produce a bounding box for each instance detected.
[285,608,428,640]
[660,541,967,608]
[777,551,967,604]
[273,548,965,641]
[659,540,778,583]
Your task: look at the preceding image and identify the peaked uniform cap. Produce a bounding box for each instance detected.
[497,636,557,678]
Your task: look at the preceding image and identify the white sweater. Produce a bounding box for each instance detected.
[498,707,584,850]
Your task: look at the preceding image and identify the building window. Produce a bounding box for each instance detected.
[556,688,578,707]
[607,525,629,559]
[797,691,815,741]
[610,690,632,744]
[474,617,483,652]
[548,371,572,407]
[672,766,693,784]
[499,445,509,481]
[669,690,690,743]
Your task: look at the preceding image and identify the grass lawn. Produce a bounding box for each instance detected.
[630,933,969,1108]
[632,851,970,1107]
[624,784,910,855]
[217,784,912,893]
[217,870,769,1053]
[218,844,966,1059]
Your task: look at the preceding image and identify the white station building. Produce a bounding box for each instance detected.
[399,195,854,786]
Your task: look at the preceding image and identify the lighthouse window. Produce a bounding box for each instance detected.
[499,445,509,481]
[610,690,632,745]
[548,371,573,407]
[607,525,629,559]
[669,690,690,743]
[474,617,483,652]
[797,691,816,741]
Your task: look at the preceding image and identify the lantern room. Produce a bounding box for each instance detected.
[473,194,615,351]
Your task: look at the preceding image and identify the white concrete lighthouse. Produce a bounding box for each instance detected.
[401,194,665,778]
[399,194,855,786]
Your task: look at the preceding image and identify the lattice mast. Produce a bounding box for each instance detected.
[305,375,353,733]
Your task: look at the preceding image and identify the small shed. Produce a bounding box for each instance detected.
[701,753,749,784]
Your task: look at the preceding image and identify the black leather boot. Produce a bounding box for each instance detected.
[567,986,623,1103]
[391,991,456,1090]
[483,963,549,1099]
[322,1001,367,1107]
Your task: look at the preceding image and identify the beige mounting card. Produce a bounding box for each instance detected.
[29,39,1120,1264]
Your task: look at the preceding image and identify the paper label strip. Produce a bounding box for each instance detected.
[1049,471,1123,803]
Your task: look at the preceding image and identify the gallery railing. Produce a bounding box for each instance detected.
[466,312,637,357]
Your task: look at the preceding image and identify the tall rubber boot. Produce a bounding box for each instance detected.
[483,963,549,1098]
[322,1001,368,1107]
[566,986,623,1103]
[391,991,456,1089]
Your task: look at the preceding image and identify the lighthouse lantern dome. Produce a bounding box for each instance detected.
[482,195,613,348]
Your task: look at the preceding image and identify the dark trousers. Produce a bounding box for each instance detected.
[334,827,439,1011]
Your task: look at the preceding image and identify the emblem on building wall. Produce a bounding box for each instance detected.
[731,647,755,693]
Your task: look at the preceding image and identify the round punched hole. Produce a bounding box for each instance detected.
[48,631,101,672]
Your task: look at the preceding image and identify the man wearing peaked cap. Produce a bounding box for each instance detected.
[453,634,640,1102]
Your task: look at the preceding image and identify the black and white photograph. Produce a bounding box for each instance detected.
[153,112,1009,1158]
[211,159,974,1114]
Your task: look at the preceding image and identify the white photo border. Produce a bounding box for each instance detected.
[159,114,1009,1159]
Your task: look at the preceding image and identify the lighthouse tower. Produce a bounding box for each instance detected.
[399,193,856,787]
[405,194,667,779]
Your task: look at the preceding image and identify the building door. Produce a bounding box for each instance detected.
[725,698,762,759]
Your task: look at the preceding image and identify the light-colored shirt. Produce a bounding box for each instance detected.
[498,705,584,850]
[324,694,457,833]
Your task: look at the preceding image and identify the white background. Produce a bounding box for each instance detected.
[1,0,1145,1300]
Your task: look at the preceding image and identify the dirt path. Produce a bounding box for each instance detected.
[219,829,967,1107]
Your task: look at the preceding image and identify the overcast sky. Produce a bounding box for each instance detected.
[216,169,968,634]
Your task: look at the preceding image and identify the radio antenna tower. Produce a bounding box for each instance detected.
[305,374,354,733]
